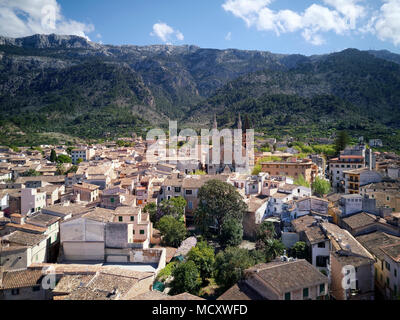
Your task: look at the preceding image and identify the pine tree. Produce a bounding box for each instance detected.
[50,149,57,163]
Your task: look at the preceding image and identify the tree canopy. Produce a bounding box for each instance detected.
[219,217,243,247]
[312,177,331,197]
[335,130,350,155]
[294,174,310,188]
[214,247,257,291]
[186,241,215,282]
[156,215,187,248]
[157,196,186,222]
[194,180,247,236]
[169,261,202,296]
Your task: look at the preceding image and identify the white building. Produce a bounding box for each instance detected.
[71,148,95,164]
[20,188,46,216]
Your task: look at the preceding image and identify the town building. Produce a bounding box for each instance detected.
[356,232,400,299]
[71,148,95,164]
[241,260,329,300]
[343,168,382,194]
[72,182,100,203]
[261,159,318,184]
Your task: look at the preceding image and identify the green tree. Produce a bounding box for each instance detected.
[294,174,311,188]
[143,202,158,224]
[22,169,40,177]
[312,177,331,197]
[66,147,74,155]
[214,247,256,291]
[256,239,285,262]
[169,261,202,296]
[187,241,215,282]
[249,249,267,264]
[157,196,186,222]
[50,149,57,162]
[194,180,247,235]
[256,221,276,242]
[56,163,66,175]
[57,154,72,164]
[156,262,178,283]
[335,131,350,155]
[252,164,262,175]
[66,165,78,174]
[76,158,84,164]
[156,216,187,248]
[290,241,307,259]
[219,217,243,247]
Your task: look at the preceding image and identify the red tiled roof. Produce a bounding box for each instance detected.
[1,269,44,289]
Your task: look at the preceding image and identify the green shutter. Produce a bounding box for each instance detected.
[284,292,291,300]
[303,288,309,298]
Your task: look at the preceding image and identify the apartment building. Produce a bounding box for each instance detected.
[343,168,382,194]
[242,260,329,300]
[261,159,318,184]
[20,188,46,216]
[71,148,95,164]
[360,180,400,213]
[329,155,365,192]
[357,232,400,299]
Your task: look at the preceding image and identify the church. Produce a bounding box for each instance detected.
[205,113,254,175]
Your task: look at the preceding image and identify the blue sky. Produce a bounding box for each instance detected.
[1,0,400,55]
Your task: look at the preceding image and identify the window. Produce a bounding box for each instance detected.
[319,284,325,294]
[175,187,181,193]
[316,256,328,267]
[11,289,19,295]
[130,216,134,222]
[188,202,193,210]
[140,230,145,235]
[318,242,325,248]
[284,292,291,300]
[185,190,193,195]
[110,197,115,203]
[118,216,123,222]
[133,230,135,234]
[303,288,309,299]
[386,261,391,271]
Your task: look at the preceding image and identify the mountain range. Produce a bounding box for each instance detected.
[0,34,399,150]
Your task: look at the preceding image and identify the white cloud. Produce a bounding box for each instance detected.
[222,0,273,27]
[225,31,232,40]
[222,0,367,45]
[176,31,184,41]
[0,0,94,39]
[372,0,400,45]
[150,22,184,43]
[322,0,366,28]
